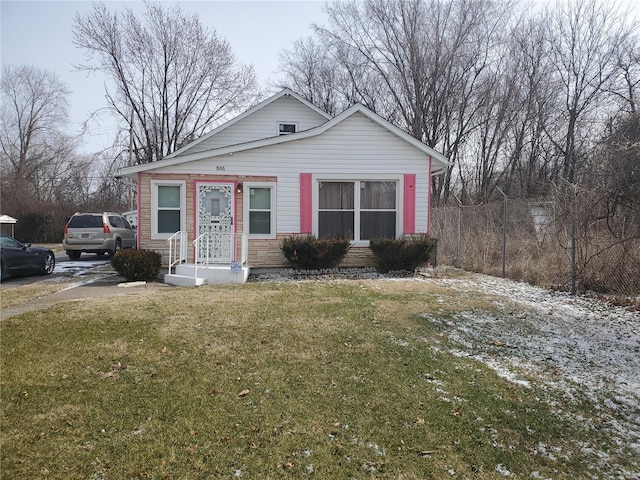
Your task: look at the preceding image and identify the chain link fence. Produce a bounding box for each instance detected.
[431,194,640,299]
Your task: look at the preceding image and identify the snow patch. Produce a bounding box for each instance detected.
[418,273,639,477]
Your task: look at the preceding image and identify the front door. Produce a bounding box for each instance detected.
[196,182,235,262]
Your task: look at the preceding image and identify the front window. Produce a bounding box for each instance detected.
[360,181,396,240]
[158,186,181,232]
[244,182,276,238]
[318,180,397,241]
[152,181,186,238]
[319,182,354,239]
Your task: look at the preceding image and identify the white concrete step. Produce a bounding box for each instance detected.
[164,273,206,287]
[165,263,250,285]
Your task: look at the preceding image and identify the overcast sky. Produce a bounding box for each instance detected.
[1,0,327,153]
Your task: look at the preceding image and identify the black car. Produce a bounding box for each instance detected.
[0,235,55,281]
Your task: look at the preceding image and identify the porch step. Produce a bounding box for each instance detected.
[164,273,206,287]
[165,263,250,285]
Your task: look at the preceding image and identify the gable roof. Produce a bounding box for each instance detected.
[0,215,17,224]
[118,102,449,178]
[165,88,332,159]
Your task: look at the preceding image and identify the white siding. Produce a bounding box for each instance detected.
[149,112,431,234]
[186,95,328,154]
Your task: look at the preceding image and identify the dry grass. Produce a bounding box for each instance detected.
[1,279,629,479]
[432,201,640,297]
[0,280,77,310]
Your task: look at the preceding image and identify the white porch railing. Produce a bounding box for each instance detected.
[193,232,248,275]
[240,232,249,265]
[193,232,209,279]
[165,231,249,285]
[168,231,248,275]
[167,231,187,275]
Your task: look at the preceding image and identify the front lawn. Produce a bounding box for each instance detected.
[1,277,636,479]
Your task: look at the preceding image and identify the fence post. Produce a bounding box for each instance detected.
[559,177,577,295]
[570,184,577,295]
[496,187,508,278]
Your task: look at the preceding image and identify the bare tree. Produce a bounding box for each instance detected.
[501,10,558,199]
[278,0,638,207]
[465,65,521,203]
[609,32,640,114]
[278,37,348,116]
[284,0,515,204]
[73,1,259,163]
[545,0,636,183]
[592,112,640,231]
[0,65,94,240]
[0,65,82,211]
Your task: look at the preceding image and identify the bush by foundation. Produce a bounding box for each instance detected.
[111,249,162,281]
[281,235,350,269]
[370,235,437,273]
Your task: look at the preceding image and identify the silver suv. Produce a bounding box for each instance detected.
[63,212,136,259]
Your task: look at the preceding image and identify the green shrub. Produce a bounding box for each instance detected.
[369,235,437,273]
[111,249,162,281]
[281,235,350,269]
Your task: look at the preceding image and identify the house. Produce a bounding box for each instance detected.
[117,89,448,285]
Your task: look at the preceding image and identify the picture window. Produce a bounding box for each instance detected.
[318,180,397,241]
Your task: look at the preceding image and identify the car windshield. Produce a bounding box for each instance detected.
[1,236,22,248]
[68,215,103,228]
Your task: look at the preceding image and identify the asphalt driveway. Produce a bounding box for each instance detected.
[0,259,168,320]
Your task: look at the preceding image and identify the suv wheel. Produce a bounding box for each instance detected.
[109,239,122,257]
[68,251,81,260]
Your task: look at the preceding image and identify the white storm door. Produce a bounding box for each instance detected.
[196,182,235,263]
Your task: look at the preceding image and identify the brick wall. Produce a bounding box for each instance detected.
[248,235,377,268]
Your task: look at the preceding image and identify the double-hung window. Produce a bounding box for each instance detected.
[244,182,276,238]
[318,180,397,242]
[152,180,186,239]
[360,181,397,240]
[319,182,355,239]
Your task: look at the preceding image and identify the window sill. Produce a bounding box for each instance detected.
[248,234,276,240]
[151,233,175,241]
[350,241,372,248]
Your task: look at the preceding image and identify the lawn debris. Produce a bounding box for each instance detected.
[418,450,437,457]
[101,362,127,379]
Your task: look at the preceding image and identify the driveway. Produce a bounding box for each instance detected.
[0,253,110,289]
[0,256,168,319]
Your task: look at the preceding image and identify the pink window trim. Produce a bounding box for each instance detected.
[136,172,141,249]
[427,157,432,234]
[403,174,416,235]
[300,173,312,233]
